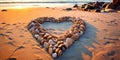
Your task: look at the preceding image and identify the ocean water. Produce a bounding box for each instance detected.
[0,0,112,9]
[0,2,86,9]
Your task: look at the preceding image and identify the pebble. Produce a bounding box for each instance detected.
[43,42,49,50]
[49,39,56,45]
[52,53,57,58]
[48,47,53,55]
[64,38,73,48]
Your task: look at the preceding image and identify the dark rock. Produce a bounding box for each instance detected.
[65,8,72,11]
[102,2,110,8]
[93,1,101,8]
[84,4,94,9]
[113,0,120,5]
[105,3,115,9]
[73,4,78,8]
[94,9,101,12]
[81,4,87,8]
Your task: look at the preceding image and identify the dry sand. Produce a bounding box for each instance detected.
[0,7,120,60]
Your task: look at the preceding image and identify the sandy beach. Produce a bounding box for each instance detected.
[0,7,120,60]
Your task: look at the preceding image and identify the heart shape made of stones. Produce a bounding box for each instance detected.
[27,16,86,58]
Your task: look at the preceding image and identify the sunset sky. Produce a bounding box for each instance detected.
[0,0,112,2]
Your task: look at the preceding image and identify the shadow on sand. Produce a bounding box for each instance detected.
[56,22,99,60]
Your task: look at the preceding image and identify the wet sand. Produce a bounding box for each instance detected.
[0,7,120,60]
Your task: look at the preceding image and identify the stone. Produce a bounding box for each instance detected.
[81,4,87,8]
[28,21,35,30]
[105,3,114,9]
[49,39,56,45]
[47,36,52,39]
[48,47,53,55]
[84,4,94,9]
[52,53,57,58]
[105,9,115,12]
[80,31,84,35]
[58,44,66,52]
[73,4,79,8]
[40,39,46,45]
[34,34,39,38]
[44,42,49,50]
[64,38,73,48]
[65,8,72,11]
[71,33,80,41]
[35,29,40,34]
[113,0,120,5]
[57,41,64,45]
[93,1,100,8]
[58,49,62,56]
[36,36,43,42]
[102,2,109,8]
[43,33,50,38]
[80,24,86,30]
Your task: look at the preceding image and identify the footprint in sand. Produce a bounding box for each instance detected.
[104,41,115,45]
[1,22,6,24]
[12,24,17,25]
[6,31,13,34]
[14,45,25,52]
[19,35,24,37]
[8,45,25,59]
[8,37,13,40]
[107,51,115,56]
[34,54,43,60]
[6,41,16,47]
[8,58,16,60]
[104,37,119,40]
[0,33,6,36]
[0,32,13,40]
